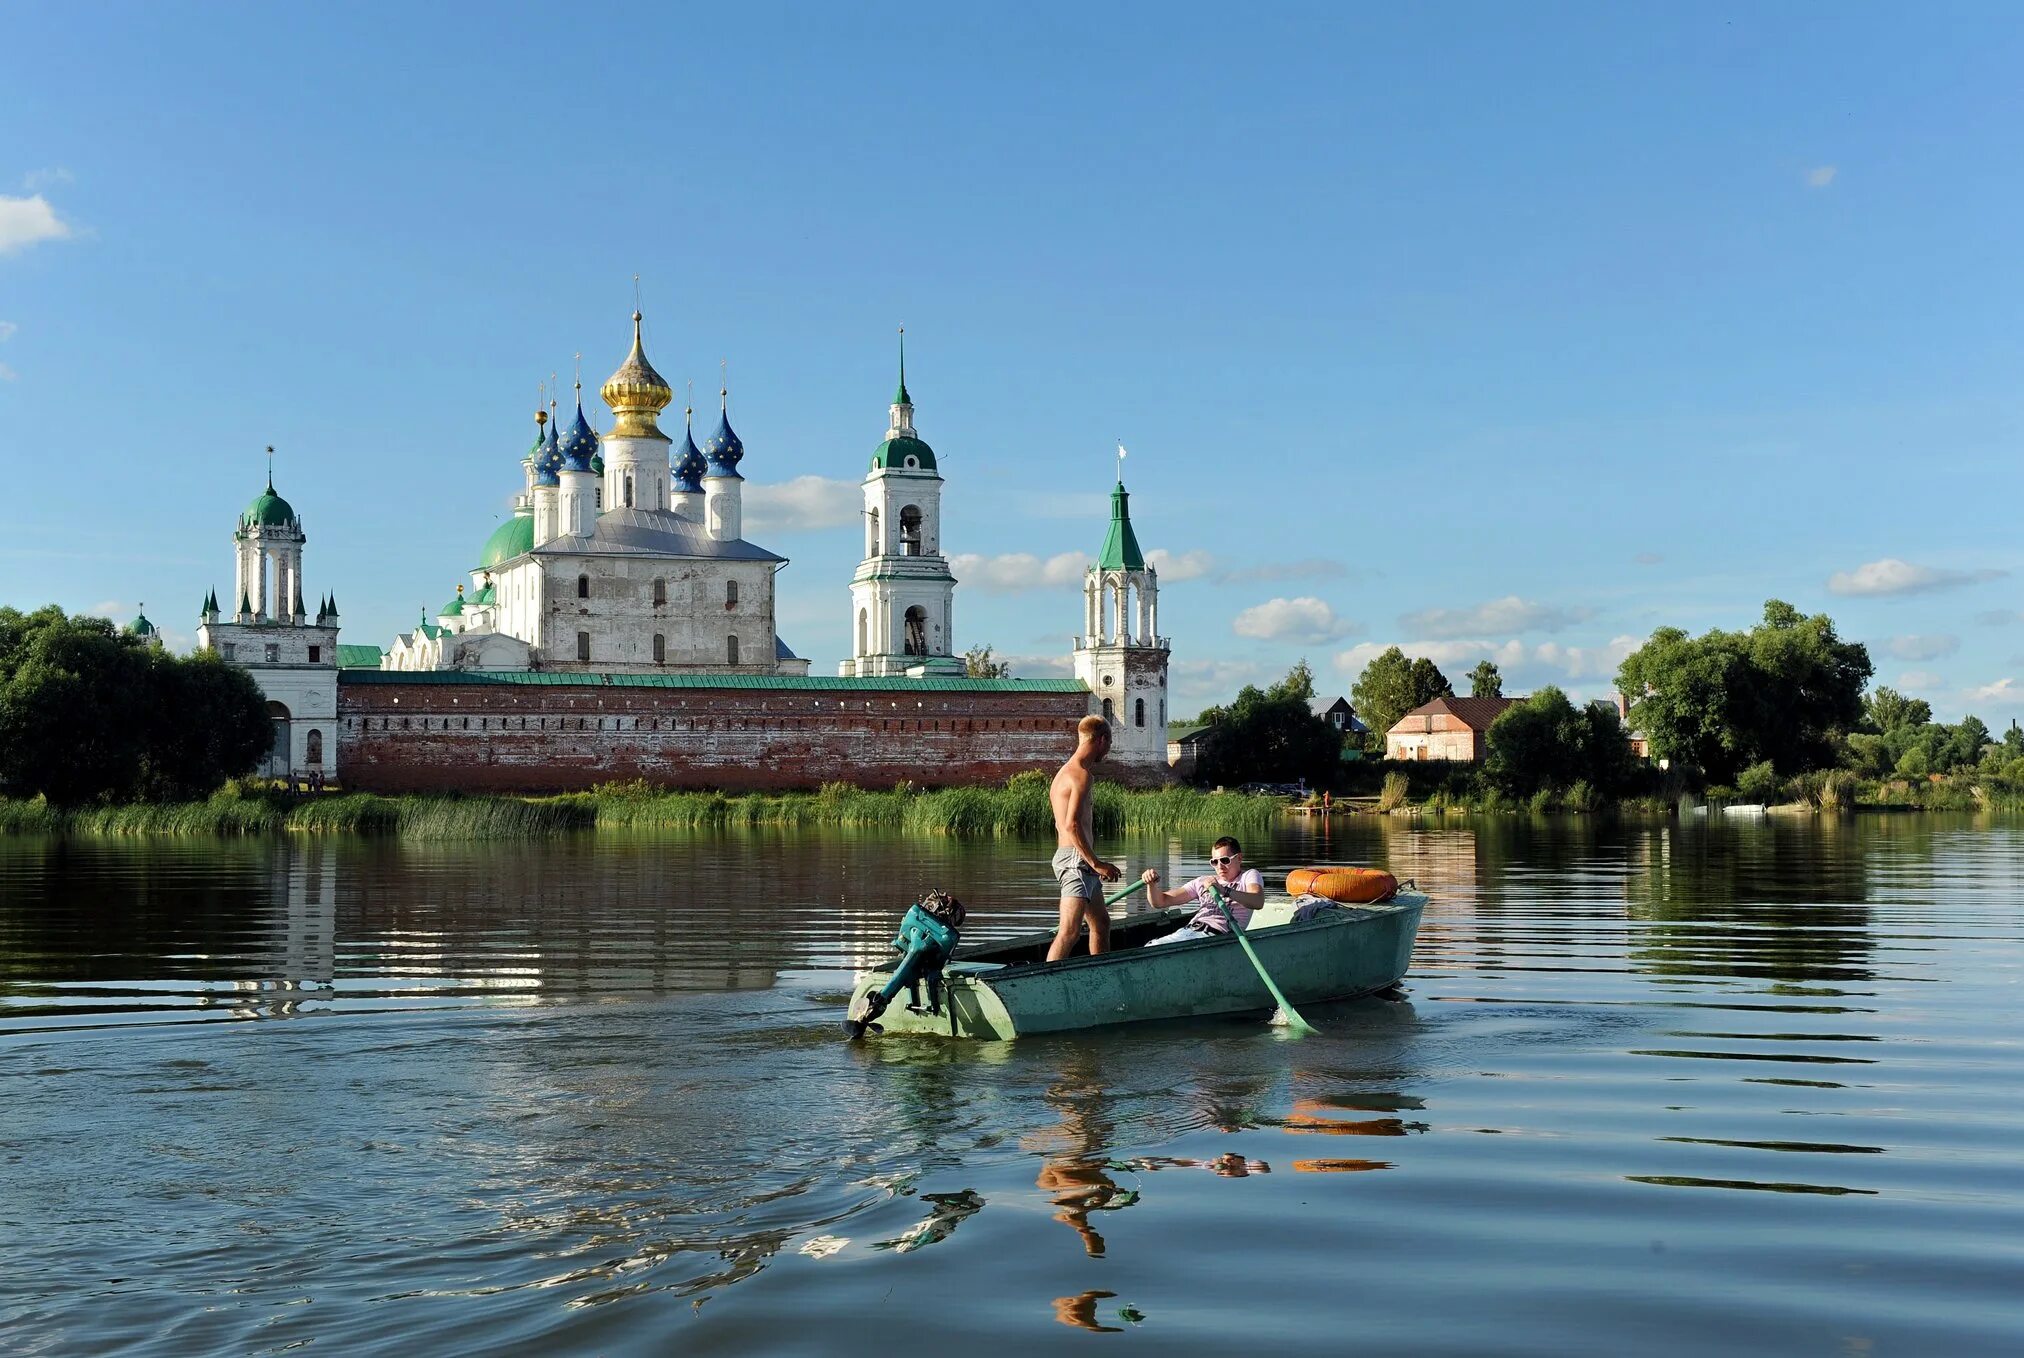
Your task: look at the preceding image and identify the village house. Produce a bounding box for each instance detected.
[1384,695,1518,763]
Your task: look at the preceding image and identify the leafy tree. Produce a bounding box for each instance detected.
[963,643,1012,679]
[1617,600,1871,784]
[1351,647,1453,749]
[1735,760,1781,803]
[0,606,270,805]
[1468,660,1503,699]
[1191,663,1341,787]
[1864,687,1932,734]
[1482,687,1636,797]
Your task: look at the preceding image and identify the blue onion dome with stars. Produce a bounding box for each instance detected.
[558,389,599,474]
[533,409,563,487]
[702,390,745,479]
[673,408,707,492]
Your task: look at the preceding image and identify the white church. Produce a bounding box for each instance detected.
[188,310,1173,783]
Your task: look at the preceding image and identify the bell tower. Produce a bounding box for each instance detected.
[1072,479,1170,781]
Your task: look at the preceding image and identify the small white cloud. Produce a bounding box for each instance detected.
[1145,548,1216,581]
[0,361,15,382]
[1827,558,2005,597]
[1975,610,2024,626]
[1232,596,1357,644]
[1806,165,1839,189]
[1887,634,1960,662]
[1967,677,2023,706]
[1398,596,1594,639]
[1534,635,1642,681]
[0,321,16,342]
[950,550,1087,593]
[1331,634,1642,684]
[995,653,1076,677]
[742,476,861,532]
[0,194,73,254]
[1898,670,1946,691]
[23,168,74,191]
[1221,558,1349,585]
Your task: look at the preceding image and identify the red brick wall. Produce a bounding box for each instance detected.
[336,680,1117,792]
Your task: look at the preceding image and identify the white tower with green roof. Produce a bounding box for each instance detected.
[1073,480,1170,778]
[839,339,962,677]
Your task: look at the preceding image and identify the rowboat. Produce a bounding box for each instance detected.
[847,892,1427,1040]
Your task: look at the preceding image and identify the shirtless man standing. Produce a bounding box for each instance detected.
[1047,715,1122,962]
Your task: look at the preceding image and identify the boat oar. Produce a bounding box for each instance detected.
[1201,881,1319,1036]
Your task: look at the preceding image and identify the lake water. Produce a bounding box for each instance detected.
[2,815,2021,1355]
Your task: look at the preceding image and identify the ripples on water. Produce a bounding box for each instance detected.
[2,817,2021,1355]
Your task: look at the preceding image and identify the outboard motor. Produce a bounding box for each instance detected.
[845,889,966,1039]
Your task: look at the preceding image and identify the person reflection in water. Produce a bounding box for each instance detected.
[1029,1056,1135,1259]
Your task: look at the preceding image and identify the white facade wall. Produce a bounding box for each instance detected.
[198,619,341,780]
[602,433,669,513]
[534,556,779,671]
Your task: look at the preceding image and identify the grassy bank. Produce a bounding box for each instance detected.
[0,774,1284,840]
[1353,766,2024,817]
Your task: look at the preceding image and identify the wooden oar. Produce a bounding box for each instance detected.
[1201,880,1319,1036]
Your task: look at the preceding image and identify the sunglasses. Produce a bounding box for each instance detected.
[1210,854,1239,865]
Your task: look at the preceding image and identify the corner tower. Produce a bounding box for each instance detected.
[1072,480,1170,779]
[839,336,961,677]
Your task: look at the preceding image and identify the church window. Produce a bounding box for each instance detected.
[1135,698,1145,728]
[653,633,666,663]
[727,635,740,665]
[867,507,880,556]
[308,645,320,663]
[1102,698,1115,725]
[903,606,927,656]
[306,730,323,765]
[1159,699,1165,726]
[857,608,868,656]
[653,578,667,606]
[624,475,635,508]
[221,643,235,661]
[577,575,589,599]
[899,505,923,556]
[726,580,739,608]
[577,631,590,662]
[264,643,279,663]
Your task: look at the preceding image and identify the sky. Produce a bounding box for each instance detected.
[3,2,2022,721]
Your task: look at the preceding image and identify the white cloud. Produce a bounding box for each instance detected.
[1806,166,1839,189]
[743,476,861,532]
[0,362,15,383]
[1827,558,2006,597]
[1534,635,1642,681]
[0,321,16,341]
[1398,595,1593,639]
[950,550,1087,593]
[1331,634,1641,684]
[1898,670,1946,691]
[23,168,73,191]
[1887,634,1960,662]
[1975,610,2024,626]
[85,599,128,618]
[1967,678,2023,706]
[1170,657,1282,713]
[1232,596,1357,644]
[995,653,1075,678]
[0,194,72,254]
[1221,558,1349,584]
[1145,548,1216,581]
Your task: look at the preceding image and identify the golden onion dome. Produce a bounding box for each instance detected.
[600,310,674,440]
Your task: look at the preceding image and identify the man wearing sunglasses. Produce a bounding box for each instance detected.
[1138,837,1266,946]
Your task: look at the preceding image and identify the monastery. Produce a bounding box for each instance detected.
[189,312,1173,791]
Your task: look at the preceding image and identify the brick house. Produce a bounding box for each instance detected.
[1385,695,1518,763]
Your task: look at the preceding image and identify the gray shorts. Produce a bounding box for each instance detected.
[1051,845,1101,902]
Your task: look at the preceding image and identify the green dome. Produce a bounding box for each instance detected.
[441,593,464,616]
[242,480,298,528]
[871,435,937,472]
[478,511,535,569]
[126,611,155,636]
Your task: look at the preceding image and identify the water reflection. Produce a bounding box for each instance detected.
[1027,1052,1138,1259]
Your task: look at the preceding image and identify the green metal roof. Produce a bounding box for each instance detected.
[336,644,384,669]
[340,670,1089,693]
[441,592,465,616]
[473,583,497,605]
[1095,481,1145,571]
[871,435,936,472]
[242,479,298,529]
[479,511,535,569]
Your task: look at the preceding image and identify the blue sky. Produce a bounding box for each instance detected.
[4,2,2021,720]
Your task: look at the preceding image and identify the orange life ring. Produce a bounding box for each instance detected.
[1285,867,1398,904]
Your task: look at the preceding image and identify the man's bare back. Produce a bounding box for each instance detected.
[1047,716,1120,963]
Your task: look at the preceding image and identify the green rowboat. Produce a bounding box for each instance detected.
[848,892,1426,1039]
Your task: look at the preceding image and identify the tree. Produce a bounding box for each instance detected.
[963,643,1012,679]
[1864,687,1932,734]
[1351,647,1453,750]
[1191,663,1341,787]
[1616,600,1871,784]
[1482,687,1637,797]
[1468,659,1503,699]
[0,606,270,805]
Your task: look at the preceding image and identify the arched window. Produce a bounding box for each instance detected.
[653,578,667,606]
[1135,698,1145,728]
[857,608,868,656]
[624,475,635,508]
[576,574,589,599]
[1101,698,1115,725]
[577,631,590,662]
[899,505,923,556]
[726,580,739,608]
[867,507,880,557]
[727,634,740,665]
[903,606,927,656]
[653,633,666,664]
[306,729,324,765]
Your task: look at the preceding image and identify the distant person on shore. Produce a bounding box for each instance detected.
[1138,837,1266,946]
[1047,715,1122,962]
